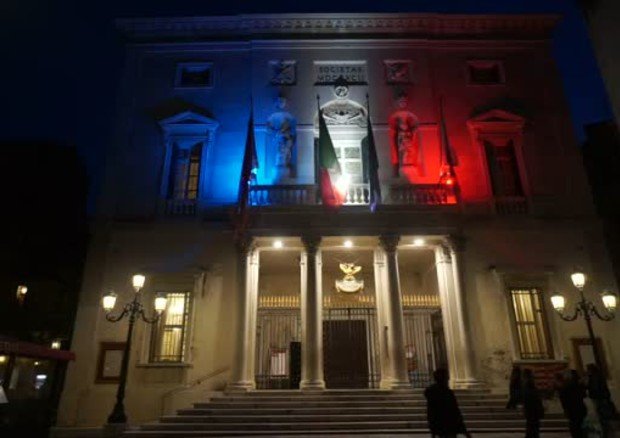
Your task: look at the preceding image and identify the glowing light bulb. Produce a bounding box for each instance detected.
[273,240,283,249]
[413,238,425,247]
[344,240,353,248]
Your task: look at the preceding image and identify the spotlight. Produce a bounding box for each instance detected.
[273,240,283,249]
[344,240,353,248]
[413,238,425,247]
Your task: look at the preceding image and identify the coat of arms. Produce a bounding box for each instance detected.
[335,263,364,294]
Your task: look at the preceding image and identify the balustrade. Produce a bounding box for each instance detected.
[165,199,197,216]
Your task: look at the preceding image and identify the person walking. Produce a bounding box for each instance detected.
[522,369,544,438]
[586,364,616,438]
[424,368,471,438]
[557,370,587,438]
[507,365,523,409]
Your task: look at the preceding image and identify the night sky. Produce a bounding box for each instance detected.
[3,0,613,208]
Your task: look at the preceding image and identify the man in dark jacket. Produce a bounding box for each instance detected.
[557,370,587,438]
[522,369,544,438]
[424,368,471,438]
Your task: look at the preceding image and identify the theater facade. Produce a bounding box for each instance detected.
[57,13,620,426]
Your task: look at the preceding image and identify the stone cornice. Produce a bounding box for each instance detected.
[116,13,560,42]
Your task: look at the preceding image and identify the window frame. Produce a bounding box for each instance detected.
[507,286,554,360]
[174,62,214,90]
[466,60,505,86]
[149,291,192,363]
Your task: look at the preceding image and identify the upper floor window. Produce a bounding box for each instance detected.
[484,139,524,197]
[150,291,190,362]
[467,60,504,85]
[467,109,528,214]
[170,142,202,200]
[509,287,553,360]
[157,109,219,215]
[175,62,213,89]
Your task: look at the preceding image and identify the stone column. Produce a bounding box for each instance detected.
[300,235,325,390]
[434,238,479,388]
[228,237,255,391]
[448,236,479,386]
[379,234,410,389]
[245,248,260,385]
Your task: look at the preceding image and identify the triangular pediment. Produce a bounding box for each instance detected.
[158,110,219,128]
[469,109,525,124]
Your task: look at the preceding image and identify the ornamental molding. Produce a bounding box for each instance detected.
[117,13,559,41]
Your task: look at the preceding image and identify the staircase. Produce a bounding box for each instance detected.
[123,389,567,436]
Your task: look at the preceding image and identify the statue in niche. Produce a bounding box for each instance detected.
[388,94,421,177]
[266,96,297,180]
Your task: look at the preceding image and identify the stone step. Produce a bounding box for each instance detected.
[197,399,508,409]
[215,394,505,402]
[238,389,491,395]
[178,405,519,415]
[124,427,569,437]
[161,412,550,423]
[138,418,568,431]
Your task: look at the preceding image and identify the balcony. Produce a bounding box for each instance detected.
[248,183,457,207]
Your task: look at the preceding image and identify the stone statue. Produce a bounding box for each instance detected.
[388,95,421,177]
[266,96,297,180]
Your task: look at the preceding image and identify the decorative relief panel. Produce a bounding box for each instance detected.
[384,60,412,84]
[321,100,367,127]
[269,60,296,85]
[314,61,367,85]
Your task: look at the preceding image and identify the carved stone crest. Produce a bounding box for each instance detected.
[384,60,412,84]
[269,60,296,85]
[335,263,364,294]
[321,100,367,127]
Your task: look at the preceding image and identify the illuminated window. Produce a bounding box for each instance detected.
[510,288,552,360]
[150,292,191,362]
[484,140,524,197]
[467,60,504,85]
[169,142,202,200]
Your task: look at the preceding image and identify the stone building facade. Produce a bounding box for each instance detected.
[56,13,619,427]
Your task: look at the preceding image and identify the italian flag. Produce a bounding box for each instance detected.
[318,104,346,207]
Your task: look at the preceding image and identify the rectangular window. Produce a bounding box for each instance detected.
[169,143,202,200]
[467,60,504,85]
[150,292,190,362]
[175,62,213,88]
[484,140,524,197]
[510,288,552,360]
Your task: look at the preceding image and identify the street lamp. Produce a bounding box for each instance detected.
[550,270,617,432]
[101,274,167,425]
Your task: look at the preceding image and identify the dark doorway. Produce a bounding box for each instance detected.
[323,319,369,388]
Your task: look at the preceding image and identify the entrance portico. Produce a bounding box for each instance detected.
[228,234,479,391]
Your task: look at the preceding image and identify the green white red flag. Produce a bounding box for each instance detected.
[317,98,346,207]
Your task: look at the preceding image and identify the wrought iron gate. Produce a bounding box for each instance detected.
[255,308,301,389]
[403,308,445,387]
[323,307,380,388]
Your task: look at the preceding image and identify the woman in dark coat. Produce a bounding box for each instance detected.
[424,368,471,438]
[522,369,544,438]
[506,365,522,409]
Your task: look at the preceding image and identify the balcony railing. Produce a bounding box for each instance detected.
[164,199,197,216]
[248,183,456,207]
[249,184,317,206]
[389,183,457,205]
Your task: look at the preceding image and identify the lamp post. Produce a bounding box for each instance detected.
[101,274,167,425]
[550,270,617,433]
